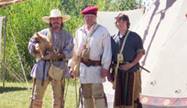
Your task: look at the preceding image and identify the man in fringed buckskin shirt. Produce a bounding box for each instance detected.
[28,9,73,108]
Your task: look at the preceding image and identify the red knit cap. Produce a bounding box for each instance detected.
[81,5,98,15]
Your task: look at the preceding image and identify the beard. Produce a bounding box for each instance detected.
[51,22,62,30]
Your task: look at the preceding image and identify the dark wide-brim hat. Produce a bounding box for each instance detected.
[81,5,98,15]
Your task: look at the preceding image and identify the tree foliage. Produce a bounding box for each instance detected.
[0,0,63,81]
[105,0,138,11]
[0,0,138,81]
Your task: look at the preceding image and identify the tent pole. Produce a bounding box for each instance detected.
[2,16,7,87]
[139,0,142,8]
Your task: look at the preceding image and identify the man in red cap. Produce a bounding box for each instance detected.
[70,5,112,108]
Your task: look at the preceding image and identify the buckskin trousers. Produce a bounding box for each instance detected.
[81,83,107,108]
[30,78,65,108]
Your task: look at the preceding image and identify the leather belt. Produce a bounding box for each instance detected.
[81,58,101,67]
[42,58,64,62]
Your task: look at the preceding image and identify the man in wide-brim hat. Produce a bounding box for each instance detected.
[28,9,74,108]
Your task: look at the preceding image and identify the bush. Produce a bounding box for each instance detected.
[0,0,80,81]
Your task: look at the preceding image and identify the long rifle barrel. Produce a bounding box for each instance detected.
[139,65,151,73]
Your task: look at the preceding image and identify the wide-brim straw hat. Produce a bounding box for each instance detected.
[42,9,71,23]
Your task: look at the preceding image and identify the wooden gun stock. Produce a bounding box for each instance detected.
[113,60,120,89]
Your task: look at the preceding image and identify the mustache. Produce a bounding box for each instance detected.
[52,22,61,25]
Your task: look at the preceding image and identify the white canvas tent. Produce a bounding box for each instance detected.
[98,9,144,35]
[133,0,187,107]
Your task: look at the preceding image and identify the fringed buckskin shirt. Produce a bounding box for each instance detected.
[28,28,74,80]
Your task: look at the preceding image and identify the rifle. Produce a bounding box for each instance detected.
[112,31,130,89]
[122,62,151,73]
[112,55,120,89]
[139,65,151,73]
[29,78,36,108]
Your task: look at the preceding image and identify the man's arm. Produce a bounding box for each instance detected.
[28,36,39,57]
[131,50,145,66]
[46,32,74,61]
[62,33,74,60]
[120,50,144,71]
[101,33,112,78]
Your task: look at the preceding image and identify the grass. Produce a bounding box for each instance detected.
[0,79,80,108]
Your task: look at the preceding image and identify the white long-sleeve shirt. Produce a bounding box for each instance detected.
[74,24,112,83]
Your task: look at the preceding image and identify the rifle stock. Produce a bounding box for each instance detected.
[113,60,120,89]
[29,78,36,108]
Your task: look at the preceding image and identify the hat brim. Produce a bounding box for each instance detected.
[42,15,71,23]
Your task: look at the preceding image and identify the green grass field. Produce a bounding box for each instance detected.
[0,79,80,108]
